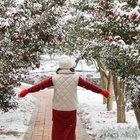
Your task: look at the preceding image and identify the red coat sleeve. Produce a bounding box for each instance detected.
[78,76,102,93]
[28,77,53,93]
[78,76,110,98]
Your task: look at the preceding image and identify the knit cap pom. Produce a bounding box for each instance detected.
[59,55,74,68]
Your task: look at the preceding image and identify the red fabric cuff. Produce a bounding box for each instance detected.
[19,89,28,97]
[101,89,110,98]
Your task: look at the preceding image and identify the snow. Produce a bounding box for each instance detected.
[0,54,140,140]
[15,0,24,5]
[78,89,140,140]
[0,87,37,140]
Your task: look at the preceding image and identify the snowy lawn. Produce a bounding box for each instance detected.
[78,88,140,140]
[0,87,37,140]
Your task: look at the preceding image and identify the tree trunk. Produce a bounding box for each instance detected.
[116,90,126,123]
[98,64,113,110]
[97,61,108,104]
[99,68,108,104]
[134,109,140,129]
[107,72,113,111]
[113,76,126,123]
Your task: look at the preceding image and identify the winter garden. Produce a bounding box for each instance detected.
[0,0,140,140]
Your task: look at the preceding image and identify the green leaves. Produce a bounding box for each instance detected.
[0,0,65,111]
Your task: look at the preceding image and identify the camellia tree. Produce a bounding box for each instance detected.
[59,0,114,111]
[97,0,140,127]
[0,0,66,112]
[58,0,140,128]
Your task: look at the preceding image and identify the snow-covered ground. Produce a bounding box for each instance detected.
[0,54,140,140]
[0,89,37,140]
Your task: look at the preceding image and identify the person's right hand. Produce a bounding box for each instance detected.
[18,89,28,97]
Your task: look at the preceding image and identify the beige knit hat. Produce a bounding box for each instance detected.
[59,55,74,68]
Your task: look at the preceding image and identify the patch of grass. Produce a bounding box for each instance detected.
[0,131,23,136]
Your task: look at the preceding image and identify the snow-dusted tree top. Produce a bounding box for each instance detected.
[58,0,140,107]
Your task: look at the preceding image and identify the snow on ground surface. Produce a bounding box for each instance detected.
[0,86,37,140]
[0,54,140,140]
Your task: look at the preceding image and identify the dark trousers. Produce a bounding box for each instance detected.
[52,109,77,140]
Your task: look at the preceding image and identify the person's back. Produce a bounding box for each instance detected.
[18,54,110,140]
[52,72,79,111]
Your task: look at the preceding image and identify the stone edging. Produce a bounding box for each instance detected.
[77,117,91,140]
[22,98,40,140]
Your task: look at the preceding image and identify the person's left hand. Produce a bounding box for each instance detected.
[101,89,111,98]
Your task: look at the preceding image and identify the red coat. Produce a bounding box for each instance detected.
[27,76,108,98]
[19,75,109,140]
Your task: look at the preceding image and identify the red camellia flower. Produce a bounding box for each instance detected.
[25,36,31,42]
[0,86,4,90]
[12,79,18,83]
[0,26,3,31]
[113,14,119,20]
[8,53,14,57]
[57,36,63,42]
[131,12,139,20]
[16,39,22,44]
[34,10,42,14]
[108,36,114,42]
[35,62,40,68]
[25,54,29,59]
[3,107,8,113]
[91,12,98,18]
[138,95,140,99]
[114,36,121,42]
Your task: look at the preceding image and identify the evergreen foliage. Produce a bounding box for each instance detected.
[60,0,140,108]
[98,0,140,107]
[0,0,65,111]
